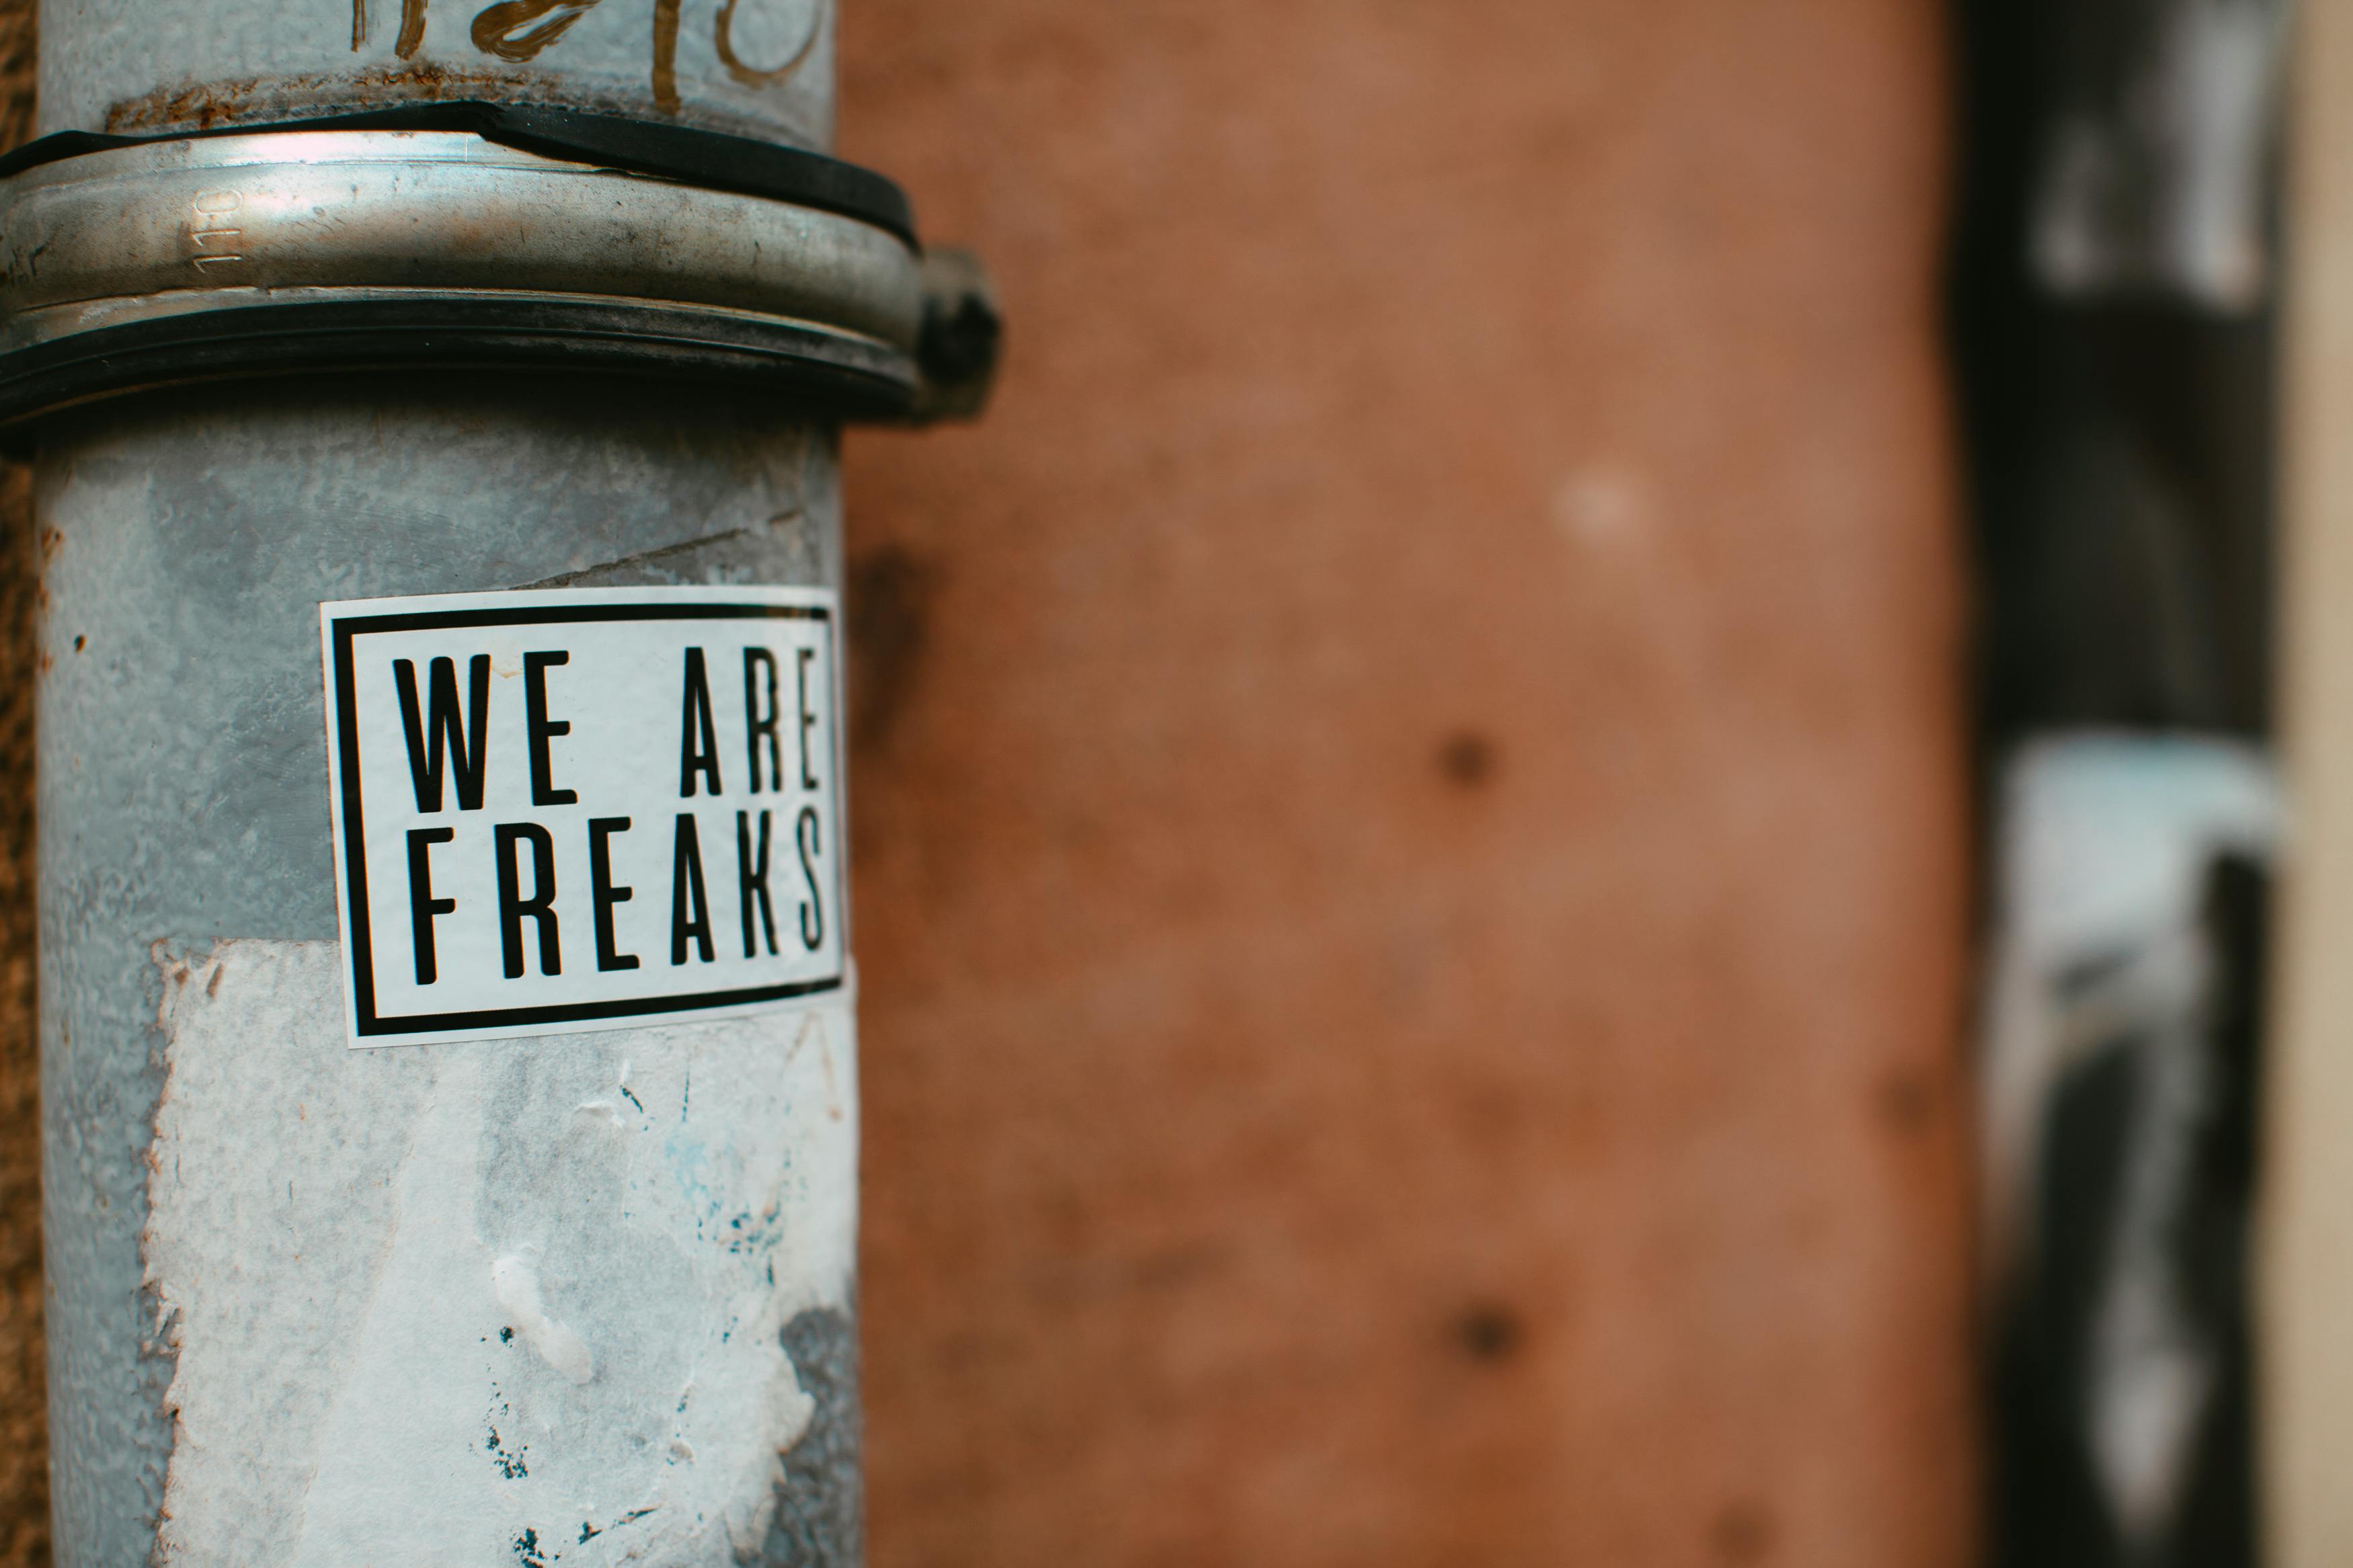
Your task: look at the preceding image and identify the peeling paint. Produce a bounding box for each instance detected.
[141,939,857,1566]
[492,1253,596,1387]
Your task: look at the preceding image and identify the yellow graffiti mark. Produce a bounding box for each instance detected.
[713,0,823,88]
[652,0,681,112]
[397,0,429,58]
[347,0,818,114]
[471,0,604,62]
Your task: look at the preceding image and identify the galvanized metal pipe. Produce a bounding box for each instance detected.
[11,3,978,1562]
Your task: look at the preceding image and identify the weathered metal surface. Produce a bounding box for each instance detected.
[38,384,856,1565]
[41,0,836,149]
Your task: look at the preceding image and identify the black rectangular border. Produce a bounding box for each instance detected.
[329,599,846,1039]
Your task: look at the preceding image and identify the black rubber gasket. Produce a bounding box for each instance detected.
[0,294,918,439]
[0,102,918,248]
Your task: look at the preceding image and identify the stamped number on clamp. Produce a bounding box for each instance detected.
[188,190,245,276]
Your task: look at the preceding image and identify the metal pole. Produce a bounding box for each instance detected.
[8,4,990,1563]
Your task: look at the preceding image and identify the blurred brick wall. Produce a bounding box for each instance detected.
[0,0,43,1553]
[837,1,1975,1564]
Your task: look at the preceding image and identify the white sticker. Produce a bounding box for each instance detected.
[320,586,846,1047]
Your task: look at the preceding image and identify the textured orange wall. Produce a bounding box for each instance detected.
[0,0,46,1555]
[837,1,1974,1564]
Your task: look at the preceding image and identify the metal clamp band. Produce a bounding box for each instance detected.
[0,103,922,247]
[0,126,996,427]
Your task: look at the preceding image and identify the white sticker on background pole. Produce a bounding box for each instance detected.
[320,586,846,1047]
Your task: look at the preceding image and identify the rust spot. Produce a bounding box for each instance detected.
[1876,1069,1936,1134]
[1710,1499,1776,1561]
[1451,1302,1523,1364]
[1437,730,1497,788]
[106,73,268,132]
[104,62,545,133]
[1127,1243,1226,1292]
[71,636,83,653]
[846,545,939,751]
